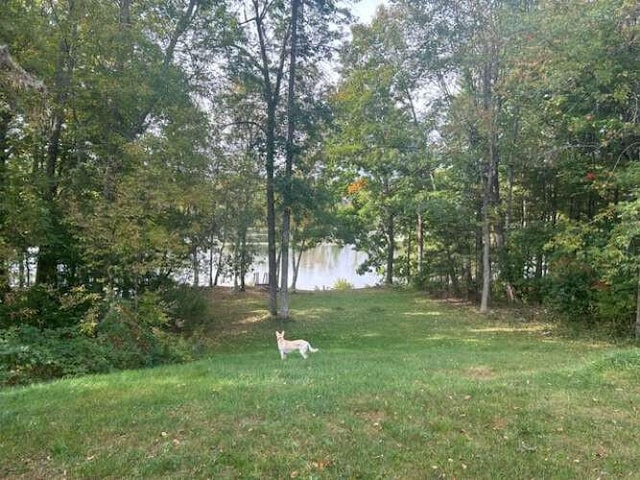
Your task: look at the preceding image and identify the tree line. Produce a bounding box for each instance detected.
[331,0,640,338]
[0,0,639,382]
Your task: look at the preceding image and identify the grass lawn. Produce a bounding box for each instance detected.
[1,288,639,479]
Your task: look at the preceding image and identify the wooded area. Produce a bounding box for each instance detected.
[1,0,639,384]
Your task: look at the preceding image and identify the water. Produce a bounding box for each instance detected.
[10,244,380,291]
[219,243,380,290]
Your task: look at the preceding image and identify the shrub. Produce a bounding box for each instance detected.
[544,258,597,320]
[590,285,635,337]
[160,285,210,329]
[0,289,194,387]
[0,285,100,330]
[0,325,112,386]
[96,293,190,370]
[333,278,354,290]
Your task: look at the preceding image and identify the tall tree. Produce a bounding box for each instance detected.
[507,0,640,329]
[0,44,46,290]
[229,0,347,315]
[330,7,423,285]
[1,0,232,296]
[279,0,301,318]
[398,0,516,309]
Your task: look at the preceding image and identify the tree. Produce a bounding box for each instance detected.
[398,0,531,309]
[330,7,426,286]
[229,0,348,315]
[0,44,46,291]
[279,0,301,318]
[1,0,232,303]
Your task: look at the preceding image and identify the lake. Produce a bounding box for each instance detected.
[218,243,380,290]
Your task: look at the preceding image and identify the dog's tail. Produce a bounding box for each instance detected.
[309,346,319,353]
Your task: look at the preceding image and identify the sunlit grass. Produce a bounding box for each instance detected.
[1,288,639,479]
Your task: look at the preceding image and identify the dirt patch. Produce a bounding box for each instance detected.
[431,297,475,307]
[464,366,497,380]
[205,286,268,301]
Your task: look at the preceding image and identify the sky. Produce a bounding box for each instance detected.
[349,0,388,23]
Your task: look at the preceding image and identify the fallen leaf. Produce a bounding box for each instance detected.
[312,460,330,471]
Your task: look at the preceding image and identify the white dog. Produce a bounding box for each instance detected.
[275,331,319,359]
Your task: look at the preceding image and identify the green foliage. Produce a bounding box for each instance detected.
[2,0,640,342]
[0,0,231,296]
[161,285,211,328]
[0,325,112,386]
[0,285,99,330]
[0,287,198,386]
[544,257,597,319]
[332,278,354,290]
[95,293,183,370]
[591,284,636,337]
[329,9,427,286]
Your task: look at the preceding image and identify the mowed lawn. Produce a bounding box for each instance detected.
[1,289,639,479]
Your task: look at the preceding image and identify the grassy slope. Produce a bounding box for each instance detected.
[1,289,639,479]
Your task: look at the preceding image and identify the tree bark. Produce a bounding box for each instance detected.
[385,211,395,286]
[480,193,491,313]
[279,0,300,318]
[252,0,290,316]
[636,267,640,340]
[291,238,305,292]
[0,110,11,291]
[417,213,424,276]
[265,107,278,314]
[478,21,501,313]
[36,24,75,285]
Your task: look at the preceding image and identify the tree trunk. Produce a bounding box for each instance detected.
[239,229,247,291]
[208,237,214,287]
[291,239,305,292]
[0,110,11,291]
[213,238,226,287]
[480,130,498,312]
[253,0,289,317]
[479,28,501,313]
[636,267,640,340]
[265,107,278,315]
[385,211,395,286]
[480,199,491,313]
[191,246,199,287]
[37,29,75,286]
[279,0,301,318]
[417,213,424,276]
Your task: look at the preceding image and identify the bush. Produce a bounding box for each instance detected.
[160,285,210,329]
[333,278,354,290]
[544,258,597,320]
[0,289,195,387]
[0,325,112,386]
[0,284,100,330]
[590,285,636,337]
[96,293,191,370]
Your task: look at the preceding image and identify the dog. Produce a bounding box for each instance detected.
[275,331,319,359]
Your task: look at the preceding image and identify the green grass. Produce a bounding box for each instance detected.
[1,289,639,479]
